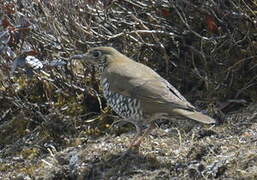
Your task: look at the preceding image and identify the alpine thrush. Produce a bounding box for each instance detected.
[83,47,215,149]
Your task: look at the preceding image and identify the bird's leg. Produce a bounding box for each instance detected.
[116,122,154,161]
[115,114,166,160]
[115,118,158,160]
[111,118,144,151]
[128,113,168,149]
[129,122,156,149]
[113,120,143,160]
[125,121,144,152]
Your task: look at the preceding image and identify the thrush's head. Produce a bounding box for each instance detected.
[84,47,125,72]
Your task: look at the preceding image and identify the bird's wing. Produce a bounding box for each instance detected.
[105,61,195,110]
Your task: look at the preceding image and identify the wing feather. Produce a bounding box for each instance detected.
[104,60,195,110]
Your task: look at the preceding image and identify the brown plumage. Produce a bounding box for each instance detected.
[84,46,215,149]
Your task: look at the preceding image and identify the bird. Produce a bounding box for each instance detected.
[83,46,216,150]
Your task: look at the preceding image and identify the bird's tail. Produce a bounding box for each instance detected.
[172,108,216,124]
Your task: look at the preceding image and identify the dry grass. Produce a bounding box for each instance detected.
[0,0,257,179]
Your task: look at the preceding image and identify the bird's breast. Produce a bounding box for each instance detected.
[101,78,143,120]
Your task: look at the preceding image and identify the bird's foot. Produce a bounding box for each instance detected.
[114,123,156,161]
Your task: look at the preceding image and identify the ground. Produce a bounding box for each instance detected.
[1,104,257,179]
[0,0,257,179]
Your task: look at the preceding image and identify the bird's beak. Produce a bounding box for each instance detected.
[70,53,87,60]
[70,53,96,64]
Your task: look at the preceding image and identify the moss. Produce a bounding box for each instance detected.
[0,113,29,145]
[20,147,40,160]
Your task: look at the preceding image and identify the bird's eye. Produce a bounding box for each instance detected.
[92,50,102,58]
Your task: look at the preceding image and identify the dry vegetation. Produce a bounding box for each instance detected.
[0,0,257,179]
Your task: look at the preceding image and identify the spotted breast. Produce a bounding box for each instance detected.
[101,77,143,121]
